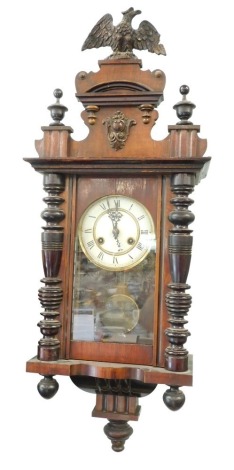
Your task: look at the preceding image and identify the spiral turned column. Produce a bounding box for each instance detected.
[165,173,195,372]
[37,173,65,362]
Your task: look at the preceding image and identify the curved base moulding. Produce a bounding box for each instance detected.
[27,355,192,450]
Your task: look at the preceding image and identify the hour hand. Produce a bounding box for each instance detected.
[112,222,119,239]
[111,218,121,248]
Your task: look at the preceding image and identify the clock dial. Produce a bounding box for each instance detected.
[78,195,156,271]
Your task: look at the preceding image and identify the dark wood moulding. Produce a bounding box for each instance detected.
[24,157,210,183]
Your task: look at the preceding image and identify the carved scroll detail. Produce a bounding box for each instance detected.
[37,174,65,361]
[165,173,195,372]
[103,111,136,150]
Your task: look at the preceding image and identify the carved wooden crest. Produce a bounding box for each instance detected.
[103,110,136,150]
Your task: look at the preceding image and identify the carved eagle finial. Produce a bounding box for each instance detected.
[82,7,166,59]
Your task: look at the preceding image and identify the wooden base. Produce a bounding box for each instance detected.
[26,355,193,387]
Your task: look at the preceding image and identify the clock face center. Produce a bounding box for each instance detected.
[94,209,139,255]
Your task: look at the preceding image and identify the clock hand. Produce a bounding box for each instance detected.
[108,208,123,248]
[112,220,121,249]
[112,220,119,237]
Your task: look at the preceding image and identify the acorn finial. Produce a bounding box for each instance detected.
[173,85,196,125]
[47,88,68,126]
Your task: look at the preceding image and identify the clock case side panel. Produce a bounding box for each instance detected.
[156,176,172,367]
[59,175,78,358]
[66,176,162,366]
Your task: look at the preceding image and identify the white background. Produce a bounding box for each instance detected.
[1,1,233,468]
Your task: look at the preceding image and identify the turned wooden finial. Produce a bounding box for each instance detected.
[173,85,196,125]
[47,88,68,126]
[104,420,133,452]
[163,386,185,411]
[37,375,59,399]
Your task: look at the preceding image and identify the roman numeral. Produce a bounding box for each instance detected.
[129,204,134,211]
[141,230,149,234]
[113,256,118,265]
[137,242,144,251]
[87,240,95,249]
[128,254,133,259]
[88,215,96,219]
[97,252,104,260]
[138,215,145,220]
[114,199,120,209]
[84,228,92,233]
[100,202,106,210]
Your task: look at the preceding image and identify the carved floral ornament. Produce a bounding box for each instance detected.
[103,110,136,150]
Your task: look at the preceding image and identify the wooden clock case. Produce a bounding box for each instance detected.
[25,56,210,451]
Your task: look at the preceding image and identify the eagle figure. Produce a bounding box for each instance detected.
[82,7,166,58]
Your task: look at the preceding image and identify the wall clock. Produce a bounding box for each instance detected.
[25,8,211,452]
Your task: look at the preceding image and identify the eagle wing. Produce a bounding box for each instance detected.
[133,20,166,55]
[81,13,115,50]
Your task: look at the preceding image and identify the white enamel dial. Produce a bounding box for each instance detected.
[78,195,156,271]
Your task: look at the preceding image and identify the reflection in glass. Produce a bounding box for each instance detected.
[72,235,156,345]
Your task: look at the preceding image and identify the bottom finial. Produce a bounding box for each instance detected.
[104,420,133,452]
[163,386,185,411]
[37,375,59,399]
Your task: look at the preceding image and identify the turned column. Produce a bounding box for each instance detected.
[36,89,68,363]
[36,173,65,399]
[37,173,65,361]
[165,172,195,371]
